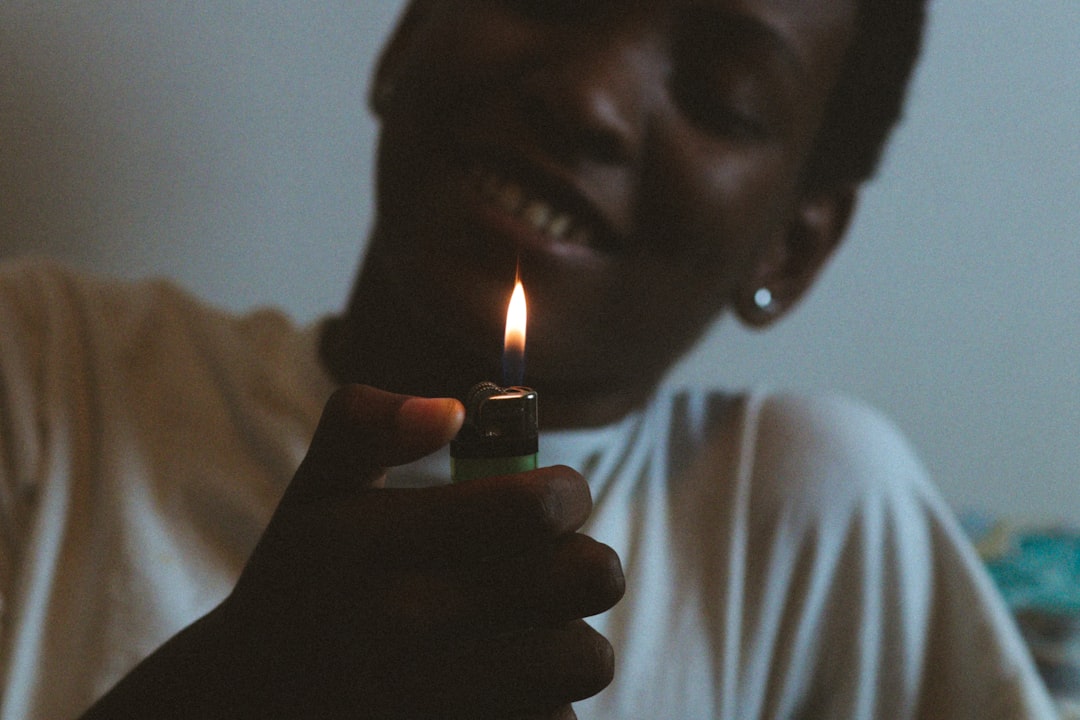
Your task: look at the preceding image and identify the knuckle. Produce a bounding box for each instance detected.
[584,625,615,678]
[552,536,625,616]
[584,542,626,613]
[560,623,615,700]
[518,467,590,534]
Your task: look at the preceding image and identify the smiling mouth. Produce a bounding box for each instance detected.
[472,167,611,252]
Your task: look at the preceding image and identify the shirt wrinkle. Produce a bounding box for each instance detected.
[0,259,1058,720]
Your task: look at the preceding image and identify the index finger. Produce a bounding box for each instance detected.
[337,465,594,567]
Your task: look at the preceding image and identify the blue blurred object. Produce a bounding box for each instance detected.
[961,513,1080,706]
[986,529,1080,614]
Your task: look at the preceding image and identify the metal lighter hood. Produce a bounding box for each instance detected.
[450,382,539,460]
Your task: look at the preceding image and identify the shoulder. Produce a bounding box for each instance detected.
[0,255,210,331]
[0,255,300,357]
[731,390,936,534]
[663,386,929,492]
[754,391,927,484]
[655,385,927,474]
[0,257,332,434]
[0,256,75,329]
[743,392,1057,715]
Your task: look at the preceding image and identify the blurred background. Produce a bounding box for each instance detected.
[2,1,1078,525]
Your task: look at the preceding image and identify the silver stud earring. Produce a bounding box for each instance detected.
[753,287,775,313]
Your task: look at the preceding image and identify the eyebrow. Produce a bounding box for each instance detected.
[684,4,809,81]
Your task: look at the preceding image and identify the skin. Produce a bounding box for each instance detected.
[84,387,620,719]
[323,0,859,428]
[83,0,860,717]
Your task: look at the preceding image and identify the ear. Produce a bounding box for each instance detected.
[369,0,437,116]
[734,184,858,328]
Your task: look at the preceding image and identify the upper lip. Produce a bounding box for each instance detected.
[457,143,626,255]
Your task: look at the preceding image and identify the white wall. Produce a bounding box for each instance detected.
[683,0,1080,524]
[1,0,399,316]
[2,1,1077,524]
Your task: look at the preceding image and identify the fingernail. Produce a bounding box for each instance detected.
[396,397,462,433]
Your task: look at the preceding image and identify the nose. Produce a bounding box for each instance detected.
[520,25,663,166]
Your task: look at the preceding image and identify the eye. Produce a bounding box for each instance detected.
[669,9,797,143]
[670,70,771,142]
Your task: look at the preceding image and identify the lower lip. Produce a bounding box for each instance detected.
[459,192,611,271]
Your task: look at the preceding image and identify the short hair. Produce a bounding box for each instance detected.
[802,0,929,190]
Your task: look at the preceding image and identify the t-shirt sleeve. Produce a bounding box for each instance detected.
[748,393,1057,720]
[0,259,57,647]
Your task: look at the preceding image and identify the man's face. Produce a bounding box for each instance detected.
[366,0,855,397]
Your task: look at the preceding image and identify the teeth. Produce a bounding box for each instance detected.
[476,170,590,244]
[547,213,572,239]
[522,200,552,230]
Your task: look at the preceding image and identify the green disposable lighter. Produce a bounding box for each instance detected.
[450,382,538,482]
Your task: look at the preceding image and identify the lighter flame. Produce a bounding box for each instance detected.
[504,280,527,357]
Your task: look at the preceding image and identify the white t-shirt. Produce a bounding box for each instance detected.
[0,259,1058,719]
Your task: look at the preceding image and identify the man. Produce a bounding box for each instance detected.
[0,0,1057,718]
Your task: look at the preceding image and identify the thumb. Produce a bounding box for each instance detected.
[286,384,463,504]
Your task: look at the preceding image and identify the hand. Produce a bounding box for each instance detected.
[218,384,624,718]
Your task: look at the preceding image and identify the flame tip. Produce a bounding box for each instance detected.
[503,278,527,368]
